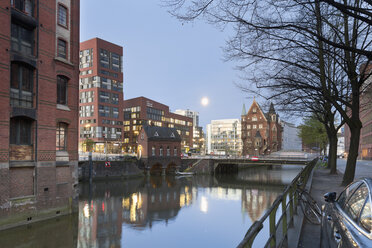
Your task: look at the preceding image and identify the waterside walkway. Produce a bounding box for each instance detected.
[298,159,372,247]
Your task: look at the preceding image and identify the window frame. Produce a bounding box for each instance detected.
[10,62,34,108]
[57,3,68,29]
[57,38,67,59]
[57,75,68,105]
[56,122,68,151]
[11,0,34,17]
[11,22,34,56]
[10,117,33,145]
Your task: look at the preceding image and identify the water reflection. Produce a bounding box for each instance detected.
[0,166,302,248]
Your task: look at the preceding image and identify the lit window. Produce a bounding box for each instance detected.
[56,122,67,150]
[58,39,67,59]
[58,4,67,27]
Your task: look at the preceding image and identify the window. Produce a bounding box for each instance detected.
[167,146,170,156]
[359,199,372,232]
[160,146,163,156]
[10,63,33,107]
[252,116,257,121]
[58,4,67,27]
[11,22,33,55]
[343,184,368,222]
[12,0,33,16]
[152,146,156,156]
[253,125,257,129]
[259,124,263,129]
[57,39,67,59]
[56,122,67,150]
[174,147,177,156]
[253,108,256,113]
[57,76,68,105]
[10,117,32,145]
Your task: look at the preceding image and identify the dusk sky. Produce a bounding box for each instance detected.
[80,0,254,129]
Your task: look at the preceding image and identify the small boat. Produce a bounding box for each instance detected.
[175,171,195,176]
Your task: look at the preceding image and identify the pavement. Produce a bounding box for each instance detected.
[298,159,372,247]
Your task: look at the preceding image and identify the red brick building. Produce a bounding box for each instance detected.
[241,99,282,156]
[344,64,372,159]
[79,38,124,154]
[123,96,193,154]
[0,0,80,229]
[137,125,181,175]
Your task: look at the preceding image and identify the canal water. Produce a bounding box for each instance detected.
[0,165,302,248]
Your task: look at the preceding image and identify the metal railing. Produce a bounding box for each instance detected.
[237,158,318,248]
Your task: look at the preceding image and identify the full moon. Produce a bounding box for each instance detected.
[201,97,209,106]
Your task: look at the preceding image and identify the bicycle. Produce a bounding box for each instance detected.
[295,181,322,225]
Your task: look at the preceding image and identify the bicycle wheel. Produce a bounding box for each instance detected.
[299,190,322,224]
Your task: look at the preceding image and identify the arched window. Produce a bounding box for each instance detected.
[56,122,68,150]
[57,75,68,105]
[166,146,170,156]
[152,146,156,156]
[159,146,163,156]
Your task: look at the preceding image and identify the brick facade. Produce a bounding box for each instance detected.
[137,125,182,174]
[0,0,80,230]
[241,100,282,156]
[79,38,124,153]
[123,97,193,154]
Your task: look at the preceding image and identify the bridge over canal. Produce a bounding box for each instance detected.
[181,156,312,175]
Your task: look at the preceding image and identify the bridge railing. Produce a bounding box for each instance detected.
[236,158,318,248]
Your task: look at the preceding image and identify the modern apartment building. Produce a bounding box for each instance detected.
[0,0,80,229]
[123,97,193,153]
[79,38,124,153]
[206,119,242,155]
[174,109,204,153]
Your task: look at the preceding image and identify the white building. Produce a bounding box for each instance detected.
[281,121,302,151]
[206,119,242,155]
[174,109,204,153]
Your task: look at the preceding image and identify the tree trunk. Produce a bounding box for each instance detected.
[328,133,338,174]
[342,126,361,185]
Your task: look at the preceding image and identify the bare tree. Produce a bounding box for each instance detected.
[163,0,371,185]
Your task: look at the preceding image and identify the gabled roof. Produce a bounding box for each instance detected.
[246,98,267,121]
[142,125,181,141]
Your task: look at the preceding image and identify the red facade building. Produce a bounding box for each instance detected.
[0,0,80,229]
[137,125,181,174]
[79,38,124,154]
[344,64,372,159]
[241,99,282,156]
[123,96,193,154]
